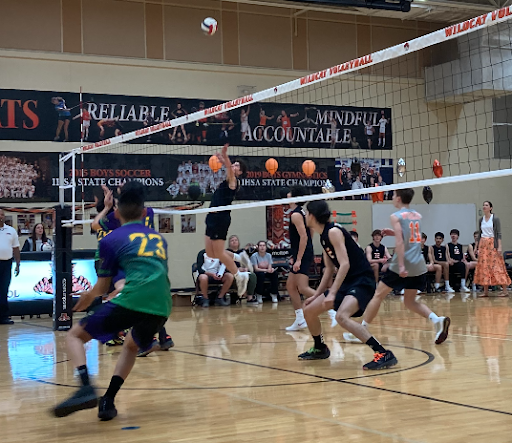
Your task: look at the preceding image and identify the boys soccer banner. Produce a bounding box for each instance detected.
[0,151,334,202]
[0,88,392,150]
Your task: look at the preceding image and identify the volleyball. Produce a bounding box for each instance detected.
[302,160,316,177]
[41,242,52,251]
[265,158,278,175]
[209,155,222,172]
[201,17,218,36]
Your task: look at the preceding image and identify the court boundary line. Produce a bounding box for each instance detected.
[172,348,512,416]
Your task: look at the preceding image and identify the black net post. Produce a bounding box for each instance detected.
[53,205,73,331]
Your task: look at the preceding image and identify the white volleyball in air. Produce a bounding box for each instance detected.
[201,17,218,36]
[41,242,52,251]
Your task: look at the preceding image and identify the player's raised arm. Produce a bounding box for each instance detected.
[217,144,237,189]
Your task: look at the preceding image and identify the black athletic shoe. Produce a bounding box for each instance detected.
[98,396,117,421]
[160,335,175,351]
[363,350,398,370]
[246,297,258,305]
[215,296,230,306]
[137,338,160,357]
[298,346,331,360]
[0,317,14,325]
[53,385,98,417]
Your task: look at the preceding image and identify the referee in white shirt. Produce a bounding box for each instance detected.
[0,209,20,325]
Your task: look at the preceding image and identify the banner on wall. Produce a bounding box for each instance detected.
[0,151,335,202]
[0,88,392,149]
[334,157,394,200]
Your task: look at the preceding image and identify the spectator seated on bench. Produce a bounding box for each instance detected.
[447,229,470,293]
[250,241,279,303]
[421,233,442,293]
[227,234,257,304]
[365,229,391,283]
[195,249,233,308]
[432,232,455,293]
[465,230,479,292]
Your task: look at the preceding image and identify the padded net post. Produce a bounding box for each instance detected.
[53,204,73,331]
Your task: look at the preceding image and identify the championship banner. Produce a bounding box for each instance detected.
[0,151,336,202]
[0,88,392,150]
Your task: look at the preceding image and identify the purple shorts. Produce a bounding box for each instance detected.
[80,301,166,349]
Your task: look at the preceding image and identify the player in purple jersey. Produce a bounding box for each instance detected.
[91,183,174,353]
[53,184,172,420]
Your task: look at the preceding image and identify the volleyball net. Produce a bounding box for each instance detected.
[59,7,512,223]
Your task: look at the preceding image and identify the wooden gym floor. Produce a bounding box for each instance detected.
[1,293,511,443]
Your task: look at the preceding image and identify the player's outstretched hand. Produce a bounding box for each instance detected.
[72,291,95,312]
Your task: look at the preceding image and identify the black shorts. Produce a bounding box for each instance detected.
[290,251,314,276]
[58,116,70,122]
[205,212,231,241]
[381,270,426,291]
[326,273,375,317]
[80,301,167,349]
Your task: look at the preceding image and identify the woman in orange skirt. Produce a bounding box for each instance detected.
[474,201,511,297]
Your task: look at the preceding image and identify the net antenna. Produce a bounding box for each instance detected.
[60,7,512,224]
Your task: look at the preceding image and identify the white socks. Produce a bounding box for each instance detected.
[435,283,440,289]
[461,279,466,287]
[362,320,369,328]
[445,282,451,289]
[295,308,304,320]
[428,312,440,324]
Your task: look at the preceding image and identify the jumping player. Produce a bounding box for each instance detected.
[298,200,397,370]
[204,144,250,298]
[53,184,172,420]
[285,187,316,331]
[343,189,451,346]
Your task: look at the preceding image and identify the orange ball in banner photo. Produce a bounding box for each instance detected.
[302,160,316,177]
[433,159,443,178]
[209,155,222,172]
[265,158,278,175]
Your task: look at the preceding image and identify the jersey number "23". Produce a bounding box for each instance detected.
[129,233,166,260]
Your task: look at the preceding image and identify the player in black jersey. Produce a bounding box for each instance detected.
[448,229,470,292]
[420,233,442,291]
[433,232,455,293]
[365,230,391,283]
[285,187,317,331]
[298,200,397,370]
[203,144,250,304]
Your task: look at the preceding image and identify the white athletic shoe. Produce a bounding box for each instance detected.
[472,284,477,292]
[285,318,307,331]
[445,286,455,293]
[342,332,362,343]
[460,285,470,293]
[256,294,263,304]
[328,309,337,327]
[235,272,249,296]
[271,294,279,303]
